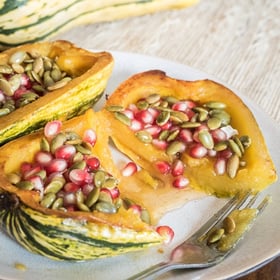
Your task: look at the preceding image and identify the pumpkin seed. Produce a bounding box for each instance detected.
[114,111,131,126]
[166,129,180,142]
[51,197,63,209]
[164,96,179,105]
[180,121,201,128]
[43,71,54,87]
[156,110,170,126]
[198,130,214,149]
[40,137,50,152]
[72,152,84,162]
[166,141,185,156]
[103,177,118,189]
[86,187,100,207]
[30,70,42,84]
[135,130,153,143]
[240,135,251,149]
[0,78,13,96]
[11,63,25,74]
[40,192,56,208]
[94,170,106,188]
[233,136,245,154]
[16,180,34,190]
[50,133,67,153]
[9,51,27,64]
[207,228,225,244]
[77,202,90,212]
[35,170,47,180]
[140,208,151,224]
[170,111,189,123]
[228,139,242,157]
[226,154,240,178]
[158,130,170,140]
[214,141,228,151]
[146,93,161,104]
[7,172,21,185]
[50,67,62,82]
[136,100,149,110]
[0,108,10,116]
[0,64,13,74]
[43,58,53,71]
[223,216,236,233]
[106,105,124,112]
[210,109,231,125]
[98,191,113,203]
[47,77,72,91]
[75,143,92,155]
[70,160,87,170]
[44,179,65,194]
[204,101,226,109]
[33,57,44,74]
[207,117,222,130]
[76,189,85,204]
[95,201,117,214]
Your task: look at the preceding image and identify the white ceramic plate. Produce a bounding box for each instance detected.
[0,51,279,280]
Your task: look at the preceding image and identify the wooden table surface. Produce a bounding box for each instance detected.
[54,0,279,279]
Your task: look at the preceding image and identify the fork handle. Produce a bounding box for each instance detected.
[127,261,172,280]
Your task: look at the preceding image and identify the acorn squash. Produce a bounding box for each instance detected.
[102,70,277,197]
[0,0,199,50]
[0,109,163,261]
[0,40,114,145]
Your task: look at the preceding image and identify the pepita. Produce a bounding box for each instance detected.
[105,105,124,112]
[40,192,56,208]
[240,135,251,149]
[47,77,72,91]
[166,141,186,156]
[223,216,236,233]
[0,64,13,74]
[114,111,132,126]
[146,93,161,104]
[226,154,240,178]
[207,117,222,130]
[180,121,201,128]
[50,133,67,153]
[207,228,225,244]
[86,187,100,207]
[135,130,153,143]
[198,130,214,149]
[0,79,13,96]
[95,201,117,214]
[228,139,242,157]
[94,171,106,188]
[156,110,170,126]
[204,101,226,109]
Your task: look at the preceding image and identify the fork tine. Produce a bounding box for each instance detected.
[193,192,252,241]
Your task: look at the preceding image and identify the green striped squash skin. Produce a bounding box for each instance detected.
[0,0,197,50]
[0,192,162,261]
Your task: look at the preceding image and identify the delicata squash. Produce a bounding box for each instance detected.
[0,40,113,145]
[0,109,164,260]
[103,70,277,197]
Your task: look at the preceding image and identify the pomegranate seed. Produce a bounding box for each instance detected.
[45,159,67,174]
[218,149,233,159]
[152,139,168,150]
[147,107,160,119]
[179,129,193,143]
[185,108,196,119]
[86,156,100,171]
[83,129,97,146]
[64,182,80,193]
[135,109,155,124]
[129,204,142,215]
[121,162,137,177]
[144,125,161,138]
[107,187,120,199]
[69,169,92,185]
[44,120,62,139]
[160,121,172,130]
[129,119,144,131]
[171,159,184,176]
[35,151,53,166]
[82,184,94,196]
[122,109,134,119]
[172,176,189,188]
[20,162,33,173]
[20,73,31,88]
[155,161,171,174]
[189,143,208,158]
[29,175,44,191]
[55,145,76,160]
[172,101,188,112]
[156,225,174,244]
[63,193,77,206]
[13,86,27,99]
[207,149,217,157]
[128,103,139,114]
[0,91,5,102]
[214,158,226,175]
[23,165,42,179]
[211,129,227,142]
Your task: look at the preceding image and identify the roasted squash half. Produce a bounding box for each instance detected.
[0,110,163,261]
[0,40,113,145]
[102,70,277,197]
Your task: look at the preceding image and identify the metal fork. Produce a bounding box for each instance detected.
[127,192,270,280]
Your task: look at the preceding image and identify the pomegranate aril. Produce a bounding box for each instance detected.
[171,159,184,176]
[122,109,134,119]
[82,184,94,196]
[179,129,193,143]
[108,187,120,199]
[54,144,76,160]
[144,125,161,138]
[23,165,42,179]
[172,176,189,188]
[211,129,227,142]
[156,225,174,244]
[214,158,226,175]
[160,121,172,130]
[29,175,44,191]
[147,107,160,119]
[45,159,67,174]
[189,143,208,158]
[129,119,143,131]
[121,162,137,177]
[218,149,233,159]
[69,169,92,185]
[86,156,100,171]
[155,161,171,174]
[35,151,53,166]
[20,73,31,88]
[135,109,155,124]
[64,182,80,193]
[44,120,62,139]
[152,139,168,150]
[83,129,97,146]
[129,204,142,215]
[63,193,77,206]
[172,101,188,112]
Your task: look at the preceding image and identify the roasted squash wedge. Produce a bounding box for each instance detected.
[102,70,277,198]
[0,40,113,145]
[0,109,163,261]
[0,0,199,50]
